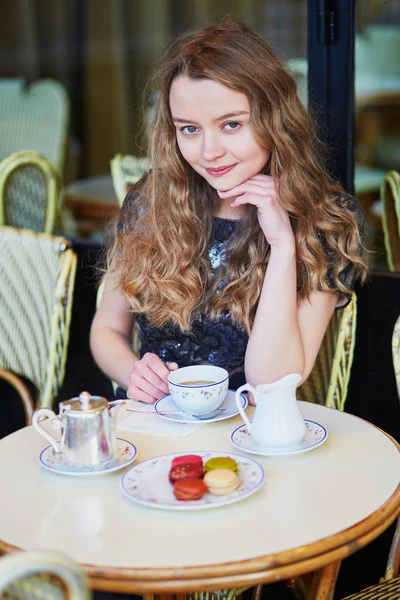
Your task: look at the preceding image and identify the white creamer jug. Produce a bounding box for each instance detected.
[235,374,306,449]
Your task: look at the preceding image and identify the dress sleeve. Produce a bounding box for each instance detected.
[323,194,365,309]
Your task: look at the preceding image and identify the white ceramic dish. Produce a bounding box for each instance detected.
[120,451,264,510]
[39,438,137,476]
[230,420,328,456]
[155,390,248,424]
[168,365,229,415]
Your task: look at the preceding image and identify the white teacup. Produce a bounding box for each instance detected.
[168,365,229,416]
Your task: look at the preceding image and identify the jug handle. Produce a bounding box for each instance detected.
[235,384,255,432]
[32,408,62,453]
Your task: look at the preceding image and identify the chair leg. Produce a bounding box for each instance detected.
[250,585,262,600]
[304,561,342,600]
[0,368,34,425]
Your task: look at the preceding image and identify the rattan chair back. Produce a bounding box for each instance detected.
[0,151,61,233]
[340,313,400,598]
[297,294,357,411]
[0,78,69,172]
[392,314,400,399]
[0,550,91,599]
[381,170,400,271]
[110,153,151,206]
[0,226,77,409]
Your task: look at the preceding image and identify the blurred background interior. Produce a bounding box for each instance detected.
[1,3,400,596]
[1,0,400,249]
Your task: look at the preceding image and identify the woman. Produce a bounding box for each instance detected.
[90,20,366,404]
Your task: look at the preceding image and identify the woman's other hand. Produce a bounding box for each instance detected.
[126,353,179,404]
[218,175,294,250]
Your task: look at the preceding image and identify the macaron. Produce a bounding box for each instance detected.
[171,455,203,469]
[204,469,240,495]
[169,462,203,483]
[173,477,208,501]
[204,457,239,474]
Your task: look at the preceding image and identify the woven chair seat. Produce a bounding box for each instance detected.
[2,572,67,600]
[0,551,90,600]
[342,577,400,599]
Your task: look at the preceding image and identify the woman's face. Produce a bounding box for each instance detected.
[169,76,270,192]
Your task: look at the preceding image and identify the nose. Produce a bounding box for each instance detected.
[201,131,226,162]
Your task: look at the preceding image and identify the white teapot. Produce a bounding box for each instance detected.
[235,374,306,449]
[32,392,125,469]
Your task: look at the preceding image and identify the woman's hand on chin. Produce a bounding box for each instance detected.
[126,353,178,404]
[217,174,295,251]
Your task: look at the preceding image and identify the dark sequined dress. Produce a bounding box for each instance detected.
[135,217,248,389]
[117,189,363,392]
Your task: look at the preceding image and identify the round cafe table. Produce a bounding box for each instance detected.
[0,401,399,600]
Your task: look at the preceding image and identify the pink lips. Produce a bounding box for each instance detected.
[205,164,236,177]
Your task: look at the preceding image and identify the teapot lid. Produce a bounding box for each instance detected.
[61,391,108,412]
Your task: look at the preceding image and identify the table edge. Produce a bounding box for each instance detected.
[0,428,399,593]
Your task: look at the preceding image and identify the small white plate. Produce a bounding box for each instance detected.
[154,390,248,424]
[120,451,264,511]
[230,420,328,456]
[39,438,137,476]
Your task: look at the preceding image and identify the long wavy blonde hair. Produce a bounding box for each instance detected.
[110,20,367,333]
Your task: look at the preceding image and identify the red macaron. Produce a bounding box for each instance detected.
[173,477,208,501]
[169,461,204,483]
[171,455,203,469]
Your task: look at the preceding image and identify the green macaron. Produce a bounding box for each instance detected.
[204,456,239,474]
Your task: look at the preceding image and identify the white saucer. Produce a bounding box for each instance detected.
[230,420,328,456]
[39,438,137,476]
[155,390,248,424]
[120,451,264,511]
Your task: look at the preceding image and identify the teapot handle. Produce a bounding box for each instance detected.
[32,408,62,453]
[235,384,255,432]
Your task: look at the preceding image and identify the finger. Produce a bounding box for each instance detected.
[143,353,171,381]
[132,368,169,396]
[250,174,276,183]
[133,360,169,393]
[126,385,158,404]
[218,182,275,198]
[136,362,170,394]
[167,362,179,371]
[231,193,273,208]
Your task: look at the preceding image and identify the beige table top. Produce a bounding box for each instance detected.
[0,401,399,594]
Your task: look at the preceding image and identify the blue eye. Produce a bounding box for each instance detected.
[224,122,240,131]
[181,125,199,135]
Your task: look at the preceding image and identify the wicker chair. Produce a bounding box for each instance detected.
[0,550,91,599]
[110,153,151,206]
[381,170,400,271]
[297,294,357,411]
[0,151,62,234]
[0,78,69,173]
[0,226,77,410]
[339,313,400,599]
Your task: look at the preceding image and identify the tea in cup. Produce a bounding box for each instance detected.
[168,365,229,415]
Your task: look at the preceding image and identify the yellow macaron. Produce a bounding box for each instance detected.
[204,469,240,495]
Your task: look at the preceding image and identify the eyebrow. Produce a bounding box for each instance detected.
[172,111,249,124]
